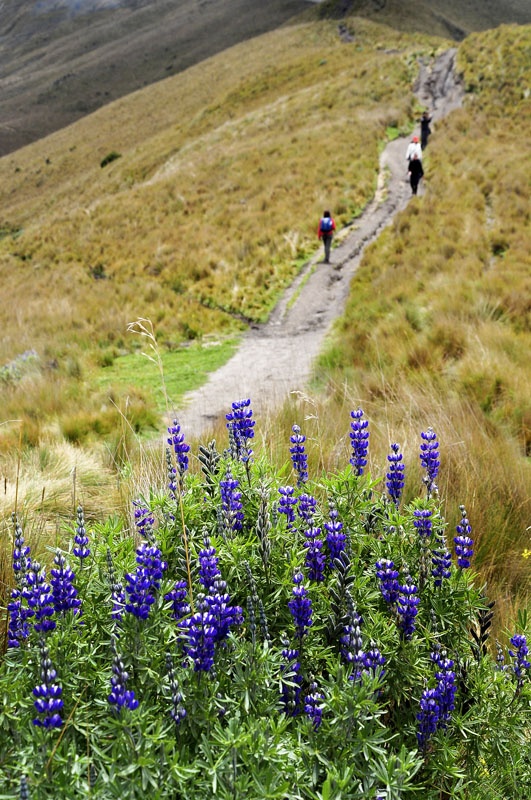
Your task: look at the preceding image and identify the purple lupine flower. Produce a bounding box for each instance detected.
[204,577,243,643]
[167,418,190,478]
[324,505,346,568]
[198,538,221,591]
[32,639,63,729]
[349,408,369,476]
[432,531,452,587]
[181,609,217,672]
[125,540,167,620]
[280,647,302,717]
[288,572,313,641]
[413,508,432,539]
[220,469,244,533]
[73,506,90,560]
[165,580,190,622]
[298,493,317,525]
[454,505,474,569]
[417,686,441,751]
[432,650,456,728]
[50,551,82,616]
[303,526,325,582]
[278,486,298,529]
[509,634,530,689]
[340,599,364,677]
[290,425,308,486]
[226,398,255,463]
[362,645,386,680]
[133,502,155,540]
[108,639,139,710]
[7,517,33,648]
[304,683,324,730]
[420,428,440,497]
[25,561,56,634]
[166,652,186,726]
[397,575,420,640]
[386,443,405,506]
[376,559,400,606]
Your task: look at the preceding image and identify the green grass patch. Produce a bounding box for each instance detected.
[94,336,241,410]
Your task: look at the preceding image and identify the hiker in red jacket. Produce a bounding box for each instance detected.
[318,210,336,264]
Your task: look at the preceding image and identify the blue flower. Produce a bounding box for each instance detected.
[73,506,90,560]
[50,551,82,616]
[375,559,400,606]
[220,470,244,533]
[290,424,308,486]
[304,683,324,730]
[165,580,190,622]
[7,517,33,648]
[297,493,317,525]
[204,579,243,643]
[413,508,432,539]
[397,575,419,640]
[417,687,440,751]
[12,515,30,579]
[419,428,439,497]
[509,634,530,688]
[431,649,456,728]
[133,502,155,540]
[181,610,217,672]
[454,505,474,569]
[278,486,298,529]
[32,639,63,729]
[167,418,190,478]
[324,505,346,567]
[106,548,125,623]
[198,538,221,591]
[226,398,255,463]
[125,540,167,620]
[386,443,405,506]
[362,645,386,680]
[288,572,313,641]
[340,599,364,676]
[303,526,325,583]
[349,408,369,476]
[108,639,139,711]
[24,561,56,634]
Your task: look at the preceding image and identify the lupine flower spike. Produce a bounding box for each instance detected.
[125,536,167,620]
[25,561,56,634]
[167,419,190,495]
[325,504,346,568]
[376,559,400,606]
[166,653,186,726]
[108,638,139,711]
[73,505,90,560]
[304,682,324,730]
[288,572,313,642]
[349,408,369,476]
[50,551,82,617]
[417,687,440,752]
[509,634,530,690]
[419,428,440,498]
[397,573,420,640]
[432,530,452,587]
[280,646,302,717]
[32,638,63,728]
[454,505,474,569]
[219,469,244,534]
[278,486,298,530]
[226,398,255,464]
[386,443,405,506]
[7,516,33,648]
[290,424,308,486]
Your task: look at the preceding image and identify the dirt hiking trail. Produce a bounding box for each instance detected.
[174,49,464,439]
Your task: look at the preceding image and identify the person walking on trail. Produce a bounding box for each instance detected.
[406,135,422,164]
[420,111,432,149]
[318,210,336,264]
[408,152,424,195]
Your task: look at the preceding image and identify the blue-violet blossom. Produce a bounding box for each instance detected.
[290,424,308,486]
[454,505,474,569]
[386,443,405,506]
[349,408,369,476]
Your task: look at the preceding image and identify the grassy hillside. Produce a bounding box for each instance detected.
[0,17,441,448]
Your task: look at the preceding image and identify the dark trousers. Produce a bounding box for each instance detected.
[322,234,332,263]
[410,176,420,195]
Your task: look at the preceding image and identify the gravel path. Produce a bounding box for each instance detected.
[175,49,464,438]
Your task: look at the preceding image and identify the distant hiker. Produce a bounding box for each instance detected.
[408,153,424,195]
[318,210,336,264]
[406,135,422,164]
[420,111,432,149]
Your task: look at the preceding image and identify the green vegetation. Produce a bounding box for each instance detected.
[0,417,529,798]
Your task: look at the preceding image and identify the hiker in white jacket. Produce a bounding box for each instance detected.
[406,135,422,163]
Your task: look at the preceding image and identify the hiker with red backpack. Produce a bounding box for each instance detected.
[318,210,336,264]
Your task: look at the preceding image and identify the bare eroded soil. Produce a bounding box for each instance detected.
[174,49,464,439]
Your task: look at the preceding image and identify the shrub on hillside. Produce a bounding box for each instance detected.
[1,403,529,799]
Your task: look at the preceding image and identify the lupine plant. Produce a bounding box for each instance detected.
[0,403,529,800]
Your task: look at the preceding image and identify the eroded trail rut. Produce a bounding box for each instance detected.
[175,49,464,438]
